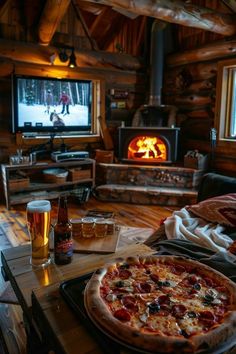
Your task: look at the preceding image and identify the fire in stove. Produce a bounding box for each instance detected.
[118,127,180,164]
[128,135,167,161]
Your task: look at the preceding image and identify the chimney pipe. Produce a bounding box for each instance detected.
[149,20,167,106]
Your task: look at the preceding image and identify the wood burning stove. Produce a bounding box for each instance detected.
[118,127,180,164]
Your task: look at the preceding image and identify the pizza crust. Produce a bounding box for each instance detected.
[84,255,236,353]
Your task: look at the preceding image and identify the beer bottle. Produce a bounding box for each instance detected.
[54,195,73,265]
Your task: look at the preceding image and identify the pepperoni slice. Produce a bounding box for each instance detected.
[136,282,152,293]
[150,273,159,283]
[122,295,138,312]
[215,286,227,293]
[113,308,131,321]
[198,311,216,326]
[202,277,214,287]
[122,295,136,305]
[172,304,187,318]
[171,264,186,275]
[106,271,117,279]
[158,304,171,316]
[187,275,198,285]
[118,269,132,279]
[125,302,138,312]
[157,294,170,305]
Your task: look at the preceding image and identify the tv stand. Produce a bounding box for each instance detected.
[1,159,95,209]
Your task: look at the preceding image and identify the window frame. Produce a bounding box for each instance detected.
[215,58,236,154]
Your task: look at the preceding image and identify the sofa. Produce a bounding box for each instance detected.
[197,172,236,202]
[145,172,236,281]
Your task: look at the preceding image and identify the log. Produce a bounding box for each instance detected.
[187,80,215,92]
[186,110,214,119]
[71,0,99,51]
[71,48,143,70]
[167,39,236,67]
[175,94,213,106]
[0,38,143,71]
[0,0,9,18]
[165,62,217,85]
[222,0,236,13]
[177,105,214,113]
[163,79,215,95]
[0,61,14,77]
[81,0,236,36]
[38,0,71,46]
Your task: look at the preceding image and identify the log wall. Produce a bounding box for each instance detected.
[163,39,236,176]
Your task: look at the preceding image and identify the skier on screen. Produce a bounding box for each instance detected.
[45,89,53,114]
[59,91,71,115]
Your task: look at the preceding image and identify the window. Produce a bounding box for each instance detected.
[215,58,236,153]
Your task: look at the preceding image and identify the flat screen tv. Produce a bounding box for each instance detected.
[12,75,92,135]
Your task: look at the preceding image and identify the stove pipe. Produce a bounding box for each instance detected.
[149,20,166,106]
[132,20,177,127]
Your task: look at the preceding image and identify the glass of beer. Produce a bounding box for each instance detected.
[26,200,51,268]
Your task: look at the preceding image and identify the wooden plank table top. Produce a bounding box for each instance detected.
[1,226,156,354]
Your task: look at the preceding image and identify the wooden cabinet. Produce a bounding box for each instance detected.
[1,159,95,209]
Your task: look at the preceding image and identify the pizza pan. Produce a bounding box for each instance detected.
[60,273,120,354]
[60,273,236,354]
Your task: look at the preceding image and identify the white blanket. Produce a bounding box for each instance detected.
[164,207,233,253]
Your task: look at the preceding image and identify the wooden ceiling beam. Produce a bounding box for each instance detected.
[71,0,98,50]
[38,0,71,46]
[0,0,10,19]
[79,0,236,36]
[0,38,143,71]
[89,7,124,50]
[89,6,110,36]
[221,0,236,13]
[167,39,236,67]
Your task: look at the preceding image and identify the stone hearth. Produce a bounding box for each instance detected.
[95,163,204,206]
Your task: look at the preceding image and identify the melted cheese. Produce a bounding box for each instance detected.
[178,317,203,335]
[145,315,182,336]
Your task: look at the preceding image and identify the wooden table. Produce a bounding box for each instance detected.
[1,226,155,354]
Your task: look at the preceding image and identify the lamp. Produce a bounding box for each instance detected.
[59,49,69,63]
[58,47,77,68]
[68,48,77,68]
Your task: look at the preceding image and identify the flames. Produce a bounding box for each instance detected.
[128,136,167,161]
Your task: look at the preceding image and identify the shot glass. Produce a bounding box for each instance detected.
[81,217,95,238]
[106,219,116,236]
[94,218,107,238]
[71,218,83,238]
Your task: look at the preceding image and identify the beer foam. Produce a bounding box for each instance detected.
[27,200,51,213]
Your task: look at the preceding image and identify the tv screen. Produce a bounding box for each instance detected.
[12,75,92,134]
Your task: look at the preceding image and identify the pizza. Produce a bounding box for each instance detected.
[84,255,236,353]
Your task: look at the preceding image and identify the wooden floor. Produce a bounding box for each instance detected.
[0,197,176,354]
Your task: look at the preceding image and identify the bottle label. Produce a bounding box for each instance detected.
[55,238,73,260]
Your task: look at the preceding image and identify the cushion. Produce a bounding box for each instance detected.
[187,193,236,227]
